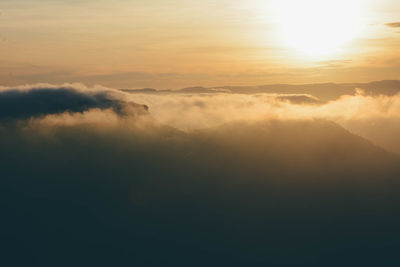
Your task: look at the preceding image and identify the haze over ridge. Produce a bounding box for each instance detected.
[1,83,400,266]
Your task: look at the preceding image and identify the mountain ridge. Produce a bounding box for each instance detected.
[122,80,400,101]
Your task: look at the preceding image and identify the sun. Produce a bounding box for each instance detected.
[273,0,363,58]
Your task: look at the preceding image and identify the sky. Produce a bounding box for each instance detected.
[0,0,400,88]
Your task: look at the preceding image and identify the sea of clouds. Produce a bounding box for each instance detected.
[1,83,400,266]
[2,83,398,153]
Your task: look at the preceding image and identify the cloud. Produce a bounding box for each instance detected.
[275,94,321,104]
[0,83,148,122]
[386,22,400,28]
[2,83,400,153]
[1,83,400,265]
[317,59,353,69]
[118,89,400,154]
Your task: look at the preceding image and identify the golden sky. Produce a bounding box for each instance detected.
[0,0,399,88]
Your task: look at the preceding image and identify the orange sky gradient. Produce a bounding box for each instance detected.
[0,0,399,88]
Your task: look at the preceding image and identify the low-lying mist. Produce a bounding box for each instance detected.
[129,87,400,154]
[1,83,400,266]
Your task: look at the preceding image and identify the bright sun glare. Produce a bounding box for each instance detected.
[274,0,364,58]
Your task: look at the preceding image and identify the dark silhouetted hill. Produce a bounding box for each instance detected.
[1,118,400,266]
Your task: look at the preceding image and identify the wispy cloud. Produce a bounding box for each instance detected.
[386,22,400,28]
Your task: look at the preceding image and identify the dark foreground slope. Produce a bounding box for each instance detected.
[1,119,400,266]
